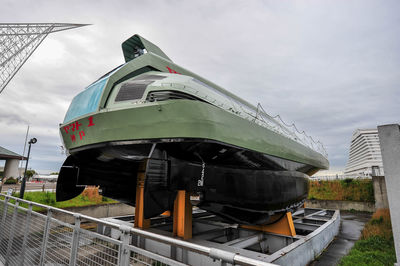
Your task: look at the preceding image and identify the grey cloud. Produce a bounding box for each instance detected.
[0,0,399,171]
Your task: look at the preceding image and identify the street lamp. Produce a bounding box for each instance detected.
[20,138,37,199]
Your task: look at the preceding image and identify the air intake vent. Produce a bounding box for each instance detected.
[115,74,166,102]
[115,81,152,102]
[147,90,201,102]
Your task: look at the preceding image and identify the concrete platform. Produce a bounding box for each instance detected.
[100,208,340,266]
[311,211,371,266]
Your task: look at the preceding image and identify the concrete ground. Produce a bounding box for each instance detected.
[310,211,371,266]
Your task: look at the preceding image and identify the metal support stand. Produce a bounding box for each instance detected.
[173,190,192,240]
[241,212,296,237]
[134,161,150,229]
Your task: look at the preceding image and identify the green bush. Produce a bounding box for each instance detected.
[4,177,18,184]
[308,179,375,202]
[340,236,396,266]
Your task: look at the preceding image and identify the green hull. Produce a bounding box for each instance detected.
[61,100,328,170]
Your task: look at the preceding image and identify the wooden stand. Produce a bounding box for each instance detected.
[134,161,150,229]
[173,190,192,240]
[241,212,296,237]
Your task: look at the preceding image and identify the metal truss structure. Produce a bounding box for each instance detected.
[0,23,89,94]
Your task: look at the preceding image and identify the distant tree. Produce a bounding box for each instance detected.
[50,172,59,175]
[25,170,36,179]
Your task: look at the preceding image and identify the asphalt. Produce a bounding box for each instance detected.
[310,211,372,266]
[1,182,56,193]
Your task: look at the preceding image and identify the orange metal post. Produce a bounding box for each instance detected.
[173,190,192,240]
[241,212,296,237]
[134,161,150,229]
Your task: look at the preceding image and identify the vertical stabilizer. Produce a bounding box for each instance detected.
[122,34,171,62]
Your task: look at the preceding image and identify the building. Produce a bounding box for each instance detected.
[0,146,26,179]
[344,129,384,177]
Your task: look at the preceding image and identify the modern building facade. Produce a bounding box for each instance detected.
[344,129,384,177]
[0,146,26,179]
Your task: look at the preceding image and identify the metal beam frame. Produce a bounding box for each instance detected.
[0,23,89,94]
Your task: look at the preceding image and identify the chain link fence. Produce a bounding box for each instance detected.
[0,194,273,266]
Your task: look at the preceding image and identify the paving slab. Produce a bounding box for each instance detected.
[310,211,371,266]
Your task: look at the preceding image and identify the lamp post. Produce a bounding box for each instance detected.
[20,138,37,199]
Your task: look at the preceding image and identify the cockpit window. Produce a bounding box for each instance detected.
[63,77,108,123]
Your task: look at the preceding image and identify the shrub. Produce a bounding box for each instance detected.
[4,177,18,184]
[81,186,102,204]
[340,209,396,266]
[340,237,396,266]
[361,209,392,240]
[308,179,374,202]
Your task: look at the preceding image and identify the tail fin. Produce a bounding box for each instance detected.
[122,34,171,62]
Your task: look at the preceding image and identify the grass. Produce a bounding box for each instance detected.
[10,186,117,212]
[308,178,374,202]
[339,209,396,266]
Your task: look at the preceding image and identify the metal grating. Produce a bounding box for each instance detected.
[76,231,120,265]
[115,81,151,102]
[44,219,73,265]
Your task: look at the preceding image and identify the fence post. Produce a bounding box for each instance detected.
[118,225,131,266]
[69,214,81,266]
[1,196,9,226]
[5,201,19,266]
[0,196,9,243]
[19,203,33,266]
[39,209,52,266]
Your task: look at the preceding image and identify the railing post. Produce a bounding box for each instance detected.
[39,209,52,266]
[119,225,131,266]
[0,196,9,243]
[69,214,81,266]
[1,196,9,227]
[19,203,33,266]
[5,201,19,266]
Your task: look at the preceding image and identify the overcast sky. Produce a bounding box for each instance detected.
[0,0,399,173]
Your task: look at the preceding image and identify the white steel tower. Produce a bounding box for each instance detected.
[0,23,89,94]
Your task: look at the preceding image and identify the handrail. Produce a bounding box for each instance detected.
[0,194,275,266]
[178,83,328,158]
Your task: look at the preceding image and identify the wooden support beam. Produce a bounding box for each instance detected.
[241,212,296,237]
[173,190,192,240]
[134,161,150,229]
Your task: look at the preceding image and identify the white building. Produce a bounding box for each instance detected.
[344,129,384,177]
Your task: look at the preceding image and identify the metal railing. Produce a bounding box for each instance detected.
[178,82,328,158]
[0,194,274,266]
